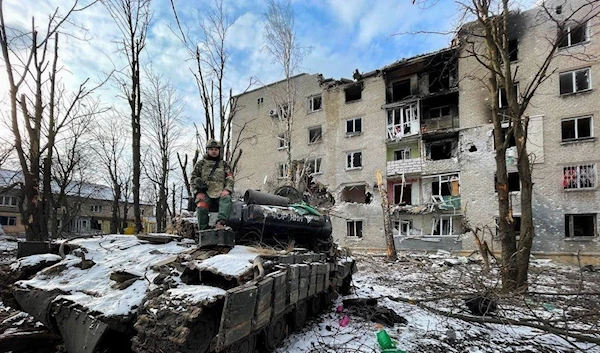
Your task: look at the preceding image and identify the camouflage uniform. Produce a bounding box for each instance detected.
[191,140,234,230]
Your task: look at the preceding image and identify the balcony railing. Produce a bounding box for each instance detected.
[421,115,458,133]
[387,158,422,176]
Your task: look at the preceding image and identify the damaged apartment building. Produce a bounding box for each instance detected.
[382,49,465,250]
[233,0,599,258]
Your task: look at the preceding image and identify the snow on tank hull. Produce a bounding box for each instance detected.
[12,233,355,353]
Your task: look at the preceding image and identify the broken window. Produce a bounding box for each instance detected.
[257,97,264,105]
[309,126,322,144]
[393,148,411,161]
[277,132,288,149]
[394,220,412,236]
[508,39,518,62]
[90,205,102,213]
[346,151,362,170]
[495,172,521,192]
[431,173,460,197]
[345,83,362,102]
[563,164,597,189]
[427,140,454,160]
[392,79,411,101]
[347,220,363,237]
[429,71,451,92]
[429,106,451,119]
[432,217,453,236]
[559,21,588,48]
[561,116,592,141]
[306,158,322,175]
[346,117,362,135]
[387,103,419,140]
[560,68,591,95]
[308,94,322,112]
[341,185,366,203]
[277,163,288,179]
[0,216,17,226]
[393,183,412,205]
[565,214,596,237]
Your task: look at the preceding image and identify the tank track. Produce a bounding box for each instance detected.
[132,292,219,353]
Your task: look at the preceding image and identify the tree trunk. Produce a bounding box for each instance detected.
[514,120,535,290]
[110,182,120,234]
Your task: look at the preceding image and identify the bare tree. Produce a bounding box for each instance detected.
[48,98,99,238]
[170,0,253,171]
[450,0,599,290]
[91,111,130,233]
[263,0,311,189]
[0,0,102,241]
[141,69,185,232]
[103,0,151,233]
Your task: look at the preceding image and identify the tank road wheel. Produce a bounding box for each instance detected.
[288,301,308,332]
[261,315,287,352]
[223,335,256,353]
[182,313,218,353]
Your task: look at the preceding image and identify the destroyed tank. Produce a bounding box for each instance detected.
[10,190,355,353]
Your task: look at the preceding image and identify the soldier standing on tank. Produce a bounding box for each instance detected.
[191,139,234,230]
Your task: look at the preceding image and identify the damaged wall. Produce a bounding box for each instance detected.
[458,1,600,254]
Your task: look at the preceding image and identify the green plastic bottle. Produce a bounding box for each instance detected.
[376,330,407,353]
[376,330,395,350]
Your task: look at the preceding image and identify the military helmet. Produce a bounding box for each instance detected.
[206,139,222,149]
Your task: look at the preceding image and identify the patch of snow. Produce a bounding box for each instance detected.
[16,234,193,317]
[193,245,260,278]
[10,254,62,271]
[166,286,227,305]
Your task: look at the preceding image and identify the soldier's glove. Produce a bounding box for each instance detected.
[197,183,209,193]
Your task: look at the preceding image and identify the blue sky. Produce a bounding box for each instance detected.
[1,0,536,135]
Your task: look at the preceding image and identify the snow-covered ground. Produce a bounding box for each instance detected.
[276,253,600,353]
[1,237,599,353]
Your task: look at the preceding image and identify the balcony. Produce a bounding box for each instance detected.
[387,158,422,176]
[421,114,458,134]
[422,158,459,174]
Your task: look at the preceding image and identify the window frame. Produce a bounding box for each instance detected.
[559,68,592,95]
[561,116,593,142]
[393,220,413,236]
[308,126,323,144]
[346,220,363,237]
[0,195,17,207]
[0,216,17,226]
[346,151,363,170]
[393,147,411,161]
[346,117,362,136]
[277,132,289,150]
[431,216,454,236]
[277,162,289,179]
[306,157,323,175]
[387,103,420,140]
[559,21,589,48]
[90,204,102,213]
[308,94,322,113]
[565,213,596,238]
[563,163,597,190]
